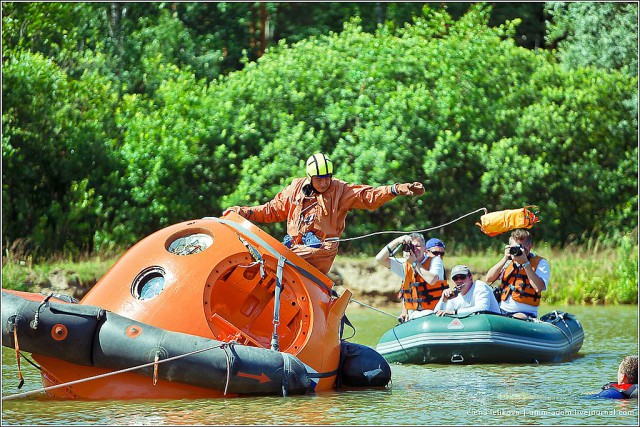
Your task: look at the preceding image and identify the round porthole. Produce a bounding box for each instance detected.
[132,267,166,300]
[167,232,213,255]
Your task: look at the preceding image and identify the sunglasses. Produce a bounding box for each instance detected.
[452,274,468,281]
[430,251,445,256]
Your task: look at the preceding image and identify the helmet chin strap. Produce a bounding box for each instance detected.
[303,180,324,196]
[305,180,320,194]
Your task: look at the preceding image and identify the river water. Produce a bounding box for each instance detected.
[2,304,638,425]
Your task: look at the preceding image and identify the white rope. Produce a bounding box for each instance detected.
[327,207,488,243]
[1,343,225,401]
[349,298,398,318]
[221,342,235,396]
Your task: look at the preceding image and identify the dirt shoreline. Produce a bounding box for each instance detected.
[328,257,402,306]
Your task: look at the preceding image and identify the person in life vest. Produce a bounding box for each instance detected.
[592,355,638,399]
[223,153,425,275]
[485,229,550,319]
[434,265,501,316]
[375,234,448,323]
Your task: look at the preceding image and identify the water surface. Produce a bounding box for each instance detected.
[2,304,638,425]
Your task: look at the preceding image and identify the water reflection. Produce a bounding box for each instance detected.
[1,304,638,425]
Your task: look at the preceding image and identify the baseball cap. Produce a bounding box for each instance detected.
[426,238,445,250]
[451,265,471,277]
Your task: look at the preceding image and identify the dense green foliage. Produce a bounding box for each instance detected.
[545,2,638,77]
[2,2,637,259]
[544,2,638,121]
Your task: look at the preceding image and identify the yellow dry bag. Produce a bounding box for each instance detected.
[476,206,540,237]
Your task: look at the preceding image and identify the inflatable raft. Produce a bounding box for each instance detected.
[375,311,584,364]
[2,213,390,399]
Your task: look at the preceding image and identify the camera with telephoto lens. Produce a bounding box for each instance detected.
[509,244,524,257]
[402,242,415,252]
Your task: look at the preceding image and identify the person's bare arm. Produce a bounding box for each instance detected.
[375,235,410,268]
[486,245,510,283]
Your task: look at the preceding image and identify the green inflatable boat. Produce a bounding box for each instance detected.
[375,310,584,364]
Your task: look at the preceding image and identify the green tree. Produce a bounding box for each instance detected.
[545,2,638,76]
[2,2,636,256]
[2,50,119,254]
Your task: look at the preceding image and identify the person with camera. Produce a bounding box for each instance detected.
[485,228,550,319]
[223,153,425,275]
[375,234,448,322]
[433,265,501,316]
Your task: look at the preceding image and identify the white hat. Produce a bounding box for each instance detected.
[451,265,471,277]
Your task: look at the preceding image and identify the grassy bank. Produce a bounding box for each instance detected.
[1,255,116,295]
[2,241,638,305]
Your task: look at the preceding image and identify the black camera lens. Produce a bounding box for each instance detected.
[509,245,524,256]
[402,242,413,252]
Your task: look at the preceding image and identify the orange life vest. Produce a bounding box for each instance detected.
[399,258,449,311]
[499,256,543,306]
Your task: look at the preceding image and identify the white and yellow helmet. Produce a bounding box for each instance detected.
[306,153,334,178]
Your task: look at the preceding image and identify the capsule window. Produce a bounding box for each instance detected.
[167,233,213,255]
[132,267,166,300]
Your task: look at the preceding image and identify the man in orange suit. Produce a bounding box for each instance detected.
[223,153,424,274]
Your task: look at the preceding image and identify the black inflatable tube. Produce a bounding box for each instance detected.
[1,292,104,366]
[338,341,391,388]
[1,291,309,396]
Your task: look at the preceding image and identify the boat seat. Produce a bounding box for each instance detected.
[208,313,266,348]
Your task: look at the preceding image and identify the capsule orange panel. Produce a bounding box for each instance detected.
[203,253,311,352]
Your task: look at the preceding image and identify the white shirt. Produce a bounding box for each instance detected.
[434,280,501,315]
[389,255,445,320]
[498,254,550,316]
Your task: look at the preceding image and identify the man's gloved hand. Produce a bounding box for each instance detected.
[395,182,425,196]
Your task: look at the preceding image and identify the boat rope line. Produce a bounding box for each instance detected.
[1,343,227,402]
[152,351,160,385]
[339,315,356,341]
[18,351,41,372]
[207,217,333,296]
[30,293,54,330]
[305,368,339,379]
[325,207,488,243]
[270,256,286,351]
[391,327,410,359]
[548,310,573,343]
[220,341,236,396]
[236,234,266,279]
[281,353,292,397]
[349,298,397,319]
